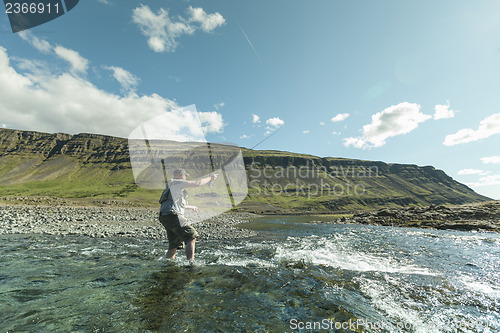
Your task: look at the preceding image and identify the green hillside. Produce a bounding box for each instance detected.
[0,128,490,212]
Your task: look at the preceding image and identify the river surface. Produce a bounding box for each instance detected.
[1,216,499,332]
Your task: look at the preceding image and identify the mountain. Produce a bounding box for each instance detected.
[0,128,490,212]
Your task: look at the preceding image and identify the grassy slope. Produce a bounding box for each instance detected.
[0,129,490,212]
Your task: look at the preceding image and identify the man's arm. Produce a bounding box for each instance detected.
[185,205,199,212]
[183,172,219,188]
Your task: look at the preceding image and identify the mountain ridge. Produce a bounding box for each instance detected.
[0,128,490,212]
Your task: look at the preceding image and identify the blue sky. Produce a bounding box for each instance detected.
[0,0,499,199]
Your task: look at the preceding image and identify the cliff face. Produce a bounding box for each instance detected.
[0,129,129,163]
[241,150,489,212]
[0,128,490,211]
[0,129,133,200]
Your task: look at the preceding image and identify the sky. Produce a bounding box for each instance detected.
[0,0,499,199]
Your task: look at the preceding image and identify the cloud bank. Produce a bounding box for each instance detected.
[457,169,488,176]
[465,174,500,188]
[2,35,224,138]
[344,102,431,149]
[443,113,500,146]
[481,156,500,164]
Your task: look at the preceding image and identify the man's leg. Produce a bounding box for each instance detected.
[164,216,186,261]
[161,215,181,260]
[185,238,196,261]
[166,248,177,259]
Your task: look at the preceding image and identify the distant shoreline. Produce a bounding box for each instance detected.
[0,197,498,236]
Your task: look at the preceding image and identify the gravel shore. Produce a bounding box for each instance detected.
[2,200,498,240]
[0,205,259,240]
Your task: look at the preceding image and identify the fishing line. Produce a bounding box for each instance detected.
[223,1,286,151]
[250,128,280,150]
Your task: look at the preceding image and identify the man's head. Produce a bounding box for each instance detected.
[173,169,189,179]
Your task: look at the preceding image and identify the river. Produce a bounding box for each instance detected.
[1,216,499,332]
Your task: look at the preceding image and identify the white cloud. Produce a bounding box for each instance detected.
[332,131,340,135]
[14,58,52,77]
[302,130,310,134]
[443,113,500,146]
[168,75,181,83]
[132,6,194,53]
[433,101,455,120]
[343,136,366,149]
[129,105,225,142]
[331,113,350,122]
[96,0,112,5]
[18,32,88,77]
[252,114,260,123]
[319,121,325,126]
[54,45,89,75]
[198,111,224,134]
[0,46,224,139]
[457,169,488,176]
[132,5,225,53]
[481,156,500,164]
[465,174,500,188]
[266,117,284,128]
[240,134,250,139]
[104,66,139,93]
[213,102,225,110]
[18,31,52,53]
[187,6,225,33]
[344,102,431,149]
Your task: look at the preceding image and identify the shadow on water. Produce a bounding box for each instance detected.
[135,264,189,331]
[134,259,366,333]
[135,263,284,332]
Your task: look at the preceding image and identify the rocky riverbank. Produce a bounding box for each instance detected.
[0,204,259,240]
[339,201,500,232]
[1,199,499,239]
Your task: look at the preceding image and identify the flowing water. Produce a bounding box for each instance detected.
[1,216,499,332]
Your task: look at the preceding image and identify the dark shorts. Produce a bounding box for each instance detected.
[159,214,199,250]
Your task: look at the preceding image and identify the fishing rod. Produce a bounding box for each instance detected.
[139,123,169,187]
[207,142,237,207]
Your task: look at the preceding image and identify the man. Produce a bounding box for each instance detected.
[158,168,218,264]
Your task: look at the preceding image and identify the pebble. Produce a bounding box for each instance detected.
[0,205,259,240]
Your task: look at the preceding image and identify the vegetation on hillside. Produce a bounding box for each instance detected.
[0,128,490,212]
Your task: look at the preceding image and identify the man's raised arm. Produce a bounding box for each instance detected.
[183,172,219,188]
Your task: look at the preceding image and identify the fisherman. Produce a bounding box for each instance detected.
[158,168,218,264]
